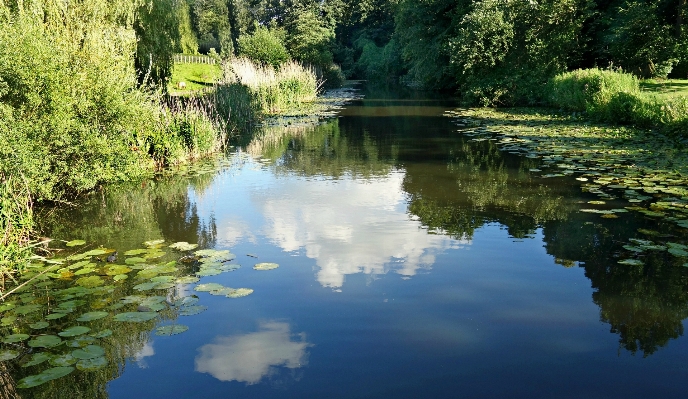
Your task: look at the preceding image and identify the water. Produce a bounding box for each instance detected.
[5,90,688,398]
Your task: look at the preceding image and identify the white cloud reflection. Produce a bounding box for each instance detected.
[195,321,311,384]
[253,170,467,287]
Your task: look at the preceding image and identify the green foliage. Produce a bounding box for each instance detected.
[0,175,33,278]
[285,7,335,67]
[603,1,678,79]
[178,0,200,54]
[191,0,233,55]
[354,37,402,84]
[548,68,640,112]
[237,26,290,67]
[135,0,181,86]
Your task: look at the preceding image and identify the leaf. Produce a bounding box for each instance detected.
[143,239,165,247]
[179,305,207,316]
[83,249,107,256]
[65,240,86,247]
[45,313,68,320]
[0,349,20,361]
[3,333,30,343]
[14,304,42,315]
[76,312,109,322]
[76,276,104,288]
[113,312,158,322]
[29,321,50,329]
[71,345,105,359]
[106,265,132,276]
[21,352,52,367]
[124,249,148,256]
[17,367,74,388]
[176,276,200,284]
[49,354,77,367]
[66,336,96,348]
[58,326,91,337]
[28,335,62,348]
[169,242,198,251]
[133,282,161,291]
[90,329,113,339]
[226,288,254,298]
[194,283,224,292]
[76,356,108,371]
[125,257,146,265]
[253,262,279,270]
[618,259,643,266]
[155,324,189,336]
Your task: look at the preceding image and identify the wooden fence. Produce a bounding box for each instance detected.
[173,54,218,65]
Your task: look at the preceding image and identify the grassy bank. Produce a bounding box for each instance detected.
[168,62,222,95]
[546,69,688,134]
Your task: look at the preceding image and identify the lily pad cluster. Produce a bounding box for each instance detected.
[446,107,688,270]
[0,237,278,389]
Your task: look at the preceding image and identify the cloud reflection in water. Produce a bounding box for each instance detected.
[195,321,311,385]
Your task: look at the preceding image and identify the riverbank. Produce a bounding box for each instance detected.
[446,106,688,268]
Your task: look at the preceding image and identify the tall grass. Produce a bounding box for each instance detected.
[218,58,320,115]
[0,175,34,284]
[547,68,688,133]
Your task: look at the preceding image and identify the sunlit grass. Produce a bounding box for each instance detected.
[168,63,222,95]
[640,79,688,99]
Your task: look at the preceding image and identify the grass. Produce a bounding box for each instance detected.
[640,79,688,99]
[168,63,222,95]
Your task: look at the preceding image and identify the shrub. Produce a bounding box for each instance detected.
[237,26,290,68]
[547,68,640,112]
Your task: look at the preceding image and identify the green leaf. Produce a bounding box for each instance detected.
[194,283,224,292]
[17,367,74,388]
[155,324,189,336]
[113,312,158,322]
[21,352,52,367]
[58,326,91,337]
[65,240,86,247]
[76,356,108,371]
[29,321,50,329]
[3,333,30,343]
[0,349,20,361]
[28,335,62,348]
[253,262,279,270]
[77,312,109,322]
[71,345,105,359]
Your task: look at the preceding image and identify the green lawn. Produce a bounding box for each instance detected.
[640,79,688,98]
[168,62,222,95]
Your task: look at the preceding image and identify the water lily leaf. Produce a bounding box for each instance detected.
[76,356,108,371]
[28,335,62,348]
[49,354,77,367]
[176,276,200,284]
[143,239,165,247]
[254,262,279,271]
[669,248,688,257]
[618,259,643,266]
[74,267,96,276]
[588,200,606,205]
[197,268,222,277]
[67,336,97,348]
[77,312,109,322]
[90,329,113,339]
[113,274,128,282]
[124,249,148,256]
[125,257,146,265]
[173,296,199,307]
[150,275,175,283]
[29,321,49,329]
[76,276,104,288]
[194,283,224,292]
[113,312,157,322]
[144,251,166,260]
[14,304,42,315]
[209,287,235,296]
[17,367,74,388]
[169,242,198,251]
[66,253,88,261]
[71,345,105,360]
[0,303,15,312]
[3,333,30,343]
[0,349,20,361]
[120,295,146,304]
[106,265,132,276]
[133,282,160,291]
[154,282,175,290]
[219,264,240,272]
[65,240,86,247]
[21,352,52,367]
[226,288,254,298]
[179,305,207,316]
[194,249,219,257]
[59,326,91,337]
[155,324,189,336]
[45,313,67,320]
[83,249,107,257]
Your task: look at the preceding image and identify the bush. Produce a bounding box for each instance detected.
[547,68,640,112]
[237,26,290,68]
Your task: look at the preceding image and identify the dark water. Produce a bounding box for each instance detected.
[8,90,688,398]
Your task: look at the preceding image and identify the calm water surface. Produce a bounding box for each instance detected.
[11,89,688,398]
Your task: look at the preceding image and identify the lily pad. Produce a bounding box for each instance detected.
[125,257,146,265]
[29,321,50,329]
[66,336,97,348]
[76,356,108,371]
[113,312,158,322]
[155,324,189,336]
[618,259,644,266]
[143,239,165,247]
[21,352,52,367]
[45,313,68,320]
[71,345,105,359]
[90,329,113,339]
[197,268,222,277]
[49,354,77,367]
[176,276,200,284]
[150,275,175,283]
[28,335,62,348]
[3,333,30,343]
[106,265,132,276]
[14,304,42,315]
[173,296,199,307]
[133,282,161,291]
[17,367,74,388]
[254,262,279,271]
[226,288,254,298]
[0,303,16,312]
[0,349,20,361]
[124,249,148,256]
[76,312,109,322]
[76,276,104,288]
[58,326,91,337]
[83,249,107,257]
[114,274,129,282]
[179,305,207,316]
[194,283,224,292]
[65,240,86,247]
[169,242,198,251]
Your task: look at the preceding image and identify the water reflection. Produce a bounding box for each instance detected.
[195,321,311,384]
